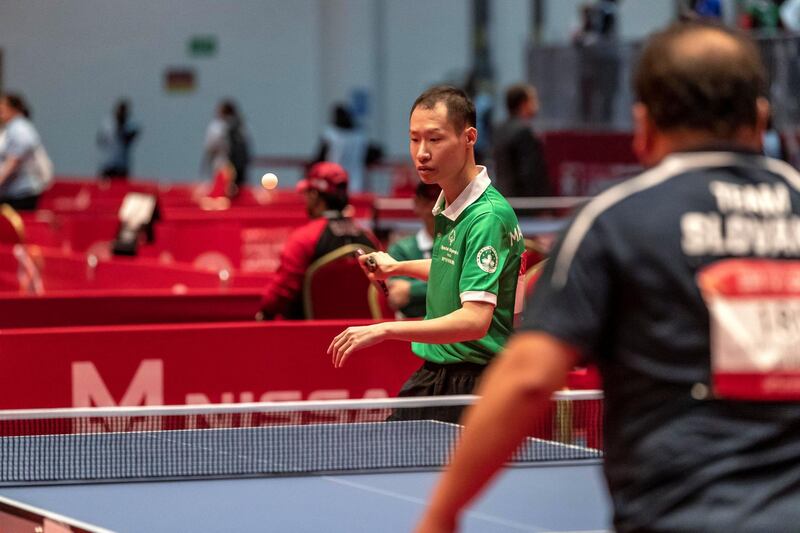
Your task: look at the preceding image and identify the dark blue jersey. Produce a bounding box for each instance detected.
[523,149,800,532]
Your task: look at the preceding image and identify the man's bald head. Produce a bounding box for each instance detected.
[634,22,766,138]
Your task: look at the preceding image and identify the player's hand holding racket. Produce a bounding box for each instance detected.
[355,250,397,296]
[355,250,397,280]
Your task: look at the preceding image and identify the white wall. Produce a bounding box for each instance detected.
[491,0,533,121]
[319,0,379,135]
[0,0,321,181]
[0,0,678,182]
[618,0,678,41]
[381,0,471,159]
[0,0,469,180]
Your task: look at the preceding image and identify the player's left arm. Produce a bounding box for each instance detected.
[414,331,580,533]
[329,301,493,367]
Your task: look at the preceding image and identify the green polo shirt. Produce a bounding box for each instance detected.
[412,168,524,365]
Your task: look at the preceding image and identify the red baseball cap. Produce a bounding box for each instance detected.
[296,162,348,193]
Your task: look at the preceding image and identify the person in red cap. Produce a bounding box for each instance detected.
[257,162,380,319]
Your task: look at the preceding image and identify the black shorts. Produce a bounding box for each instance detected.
[387,360,487,424]
[1,193,40,212]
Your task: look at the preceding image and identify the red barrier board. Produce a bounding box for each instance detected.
[542,130,641,195]
[0,321,421,409]
[0,290,262,328]
[147,216,300,273]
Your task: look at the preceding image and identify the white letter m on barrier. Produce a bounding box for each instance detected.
[72,359,164,408]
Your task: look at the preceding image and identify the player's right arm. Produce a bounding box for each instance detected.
[414,332,580,533]
[359,251,431,281]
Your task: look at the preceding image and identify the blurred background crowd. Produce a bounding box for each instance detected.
[3,0,799,199]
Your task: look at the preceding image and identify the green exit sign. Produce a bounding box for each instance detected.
[189,35,217,57]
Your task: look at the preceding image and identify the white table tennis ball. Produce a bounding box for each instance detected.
[261,172,279,190]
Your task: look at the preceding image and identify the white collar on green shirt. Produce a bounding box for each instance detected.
[431,166,491,222]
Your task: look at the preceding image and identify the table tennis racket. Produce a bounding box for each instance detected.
[355,249,389,296]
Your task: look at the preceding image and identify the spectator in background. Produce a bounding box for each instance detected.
[386,182,440,318]
[763,115,787,160]
[203,99,251,196]
[689,0,723,19]
[97,99,139,179]
[738,0,782,32]
[0,93,52,211]
[780,0,800,31]
[573,0,620,125]
[492,84,550,198]
[572,0,618,46]
[314,103,369,193]
[257,162,380,320]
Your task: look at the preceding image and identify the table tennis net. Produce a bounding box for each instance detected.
[0,391,602,485]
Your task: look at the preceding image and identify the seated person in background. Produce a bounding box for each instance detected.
[258,162,380,319]
[386,182,440,317]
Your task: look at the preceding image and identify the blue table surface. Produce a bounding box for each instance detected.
[0,462,611,533]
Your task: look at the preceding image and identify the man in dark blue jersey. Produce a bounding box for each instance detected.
[416,22,800,533]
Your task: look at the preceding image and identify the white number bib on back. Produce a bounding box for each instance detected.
[699,259,800,400]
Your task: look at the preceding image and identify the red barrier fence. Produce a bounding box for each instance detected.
[0,320,420,409]
[0,319,599,410]
[29,180,378,273]
[0,244,273,293]
[0,290,262,329]
[542,131,640,195]
[39,179,375,218]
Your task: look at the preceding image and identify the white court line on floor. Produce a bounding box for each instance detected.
[322,476,610,533]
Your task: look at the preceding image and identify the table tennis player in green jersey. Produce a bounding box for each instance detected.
[329,85,524,422]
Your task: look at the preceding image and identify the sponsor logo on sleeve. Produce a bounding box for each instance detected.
[477,246,498,273]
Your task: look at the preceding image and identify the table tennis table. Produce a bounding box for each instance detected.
[0,395,611,533]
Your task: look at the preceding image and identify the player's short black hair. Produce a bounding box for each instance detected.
[1,93,30,118]
[505,84,534,115]
[634,21,766,137]
[410,85,476,132]
[218,99,240,120]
